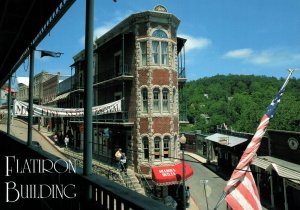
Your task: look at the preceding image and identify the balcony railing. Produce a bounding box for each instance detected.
[178,67,186,79]
[94,64,133,84]
[0,131,172,210]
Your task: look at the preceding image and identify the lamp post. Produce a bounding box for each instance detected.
[179,134,187,210]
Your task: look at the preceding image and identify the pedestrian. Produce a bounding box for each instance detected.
[115,148,122,170]
[186,186,191,208]
[47,122,51,132]
[64,135,69,148]
[120,152,127,174]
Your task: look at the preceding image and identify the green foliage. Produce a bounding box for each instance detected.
[181,74,300,133]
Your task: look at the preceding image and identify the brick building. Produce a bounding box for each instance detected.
[69,6,191,192]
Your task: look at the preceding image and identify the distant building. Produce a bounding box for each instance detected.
[16,77,29,102]
[16,71,55,104]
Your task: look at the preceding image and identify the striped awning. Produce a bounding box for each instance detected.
[252,156,300,185]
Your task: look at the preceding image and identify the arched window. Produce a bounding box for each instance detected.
[152,30,168,38]
[162,88,169,112]
[154,136,161,159]
[153,88,160,112]
[141,88,148,113]
[151,30,168,66]
[143,137,149,160]
[163,136,170,158]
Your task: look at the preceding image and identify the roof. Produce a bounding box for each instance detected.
[0,0,75,87]
[16,77,30,86]
[252,156,300,185]
[205,133,248,147]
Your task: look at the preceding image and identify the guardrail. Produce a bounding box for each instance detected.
[0,131,172,210]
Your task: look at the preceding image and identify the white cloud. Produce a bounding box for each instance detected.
[178,34,211,52]
[224,48,253,58]
[80,25,113,45]
[223,48,300,67]
[79,11,132,45]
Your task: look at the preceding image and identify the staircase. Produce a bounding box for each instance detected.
[120,169,146,195]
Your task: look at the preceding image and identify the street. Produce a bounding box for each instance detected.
[186,155,227,210]
[0,118,65,159]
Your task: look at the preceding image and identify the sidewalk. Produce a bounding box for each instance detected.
[188,196,200,210]
[31,123,202,209]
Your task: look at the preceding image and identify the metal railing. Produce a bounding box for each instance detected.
[0,131,172,210]
[178,67,186,79]
[94,64,133,84]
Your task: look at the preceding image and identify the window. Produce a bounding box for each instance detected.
[143,137,149,159]
[174,135,177,157]
[173,88,176,111]
[152,41,159,64]
[163,136,170,158]
[154,137,161,159]
[151,30,169,66]
[161,42,168,65]
[152,30,167,38]
[142,88,148,113]
[141,42,147,66]
[153,88,160,112]
[162,88,169,112]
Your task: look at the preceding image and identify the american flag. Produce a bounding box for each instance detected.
[222,69,295,210]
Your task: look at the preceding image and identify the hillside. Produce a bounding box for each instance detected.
[181,74,300,133]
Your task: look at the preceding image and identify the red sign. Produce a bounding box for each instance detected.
[152,162,193,186]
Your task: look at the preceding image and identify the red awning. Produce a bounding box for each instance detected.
[152,162,193,186]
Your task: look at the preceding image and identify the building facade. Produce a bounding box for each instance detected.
[68,6,190,188]
[16,77,29,102]
[252,129,300,210]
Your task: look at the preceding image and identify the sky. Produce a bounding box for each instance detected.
[15,0,300,84]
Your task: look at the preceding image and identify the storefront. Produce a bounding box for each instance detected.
[252,156,300,210]
[205,133,248,171]
[151,162,193,208]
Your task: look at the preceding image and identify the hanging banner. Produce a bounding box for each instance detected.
[13,99,122,117]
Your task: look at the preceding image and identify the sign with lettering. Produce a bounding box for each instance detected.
[13,99,121,117]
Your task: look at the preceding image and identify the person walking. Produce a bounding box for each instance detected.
[64,135,69,148]
[115,148,122,170]
[120,153,127,174]
[186,186,191,208]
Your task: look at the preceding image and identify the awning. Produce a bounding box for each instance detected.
[252,156,300,185]
[205,133,248,147]
[152,162,193,186]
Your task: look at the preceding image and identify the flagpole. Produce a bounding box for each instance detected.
[214,68,296,210]
[213,191,227,210]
